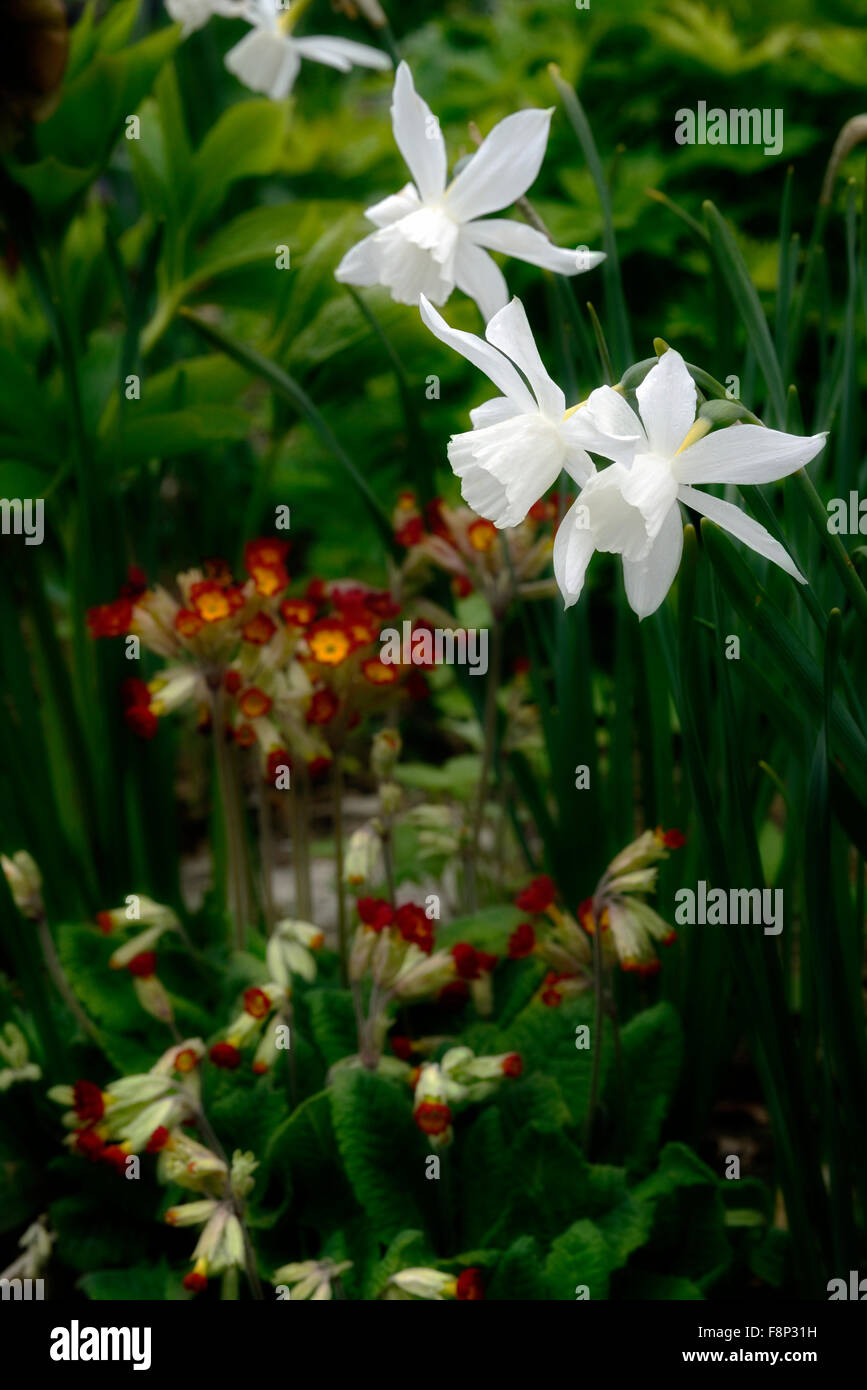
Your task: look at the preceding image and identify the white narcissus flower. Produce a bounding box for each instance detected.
[336,62,603,320]
[165,0,243,38]
[225,0,391,102]
[419,294,636,528]
[554,347,827,619]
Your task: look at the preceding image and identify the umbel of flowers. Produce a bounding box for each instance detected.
[508,826,685,1003]
[86,542,424,955]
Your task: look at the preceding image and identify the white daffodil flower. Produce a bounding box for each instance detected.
[225,0,391,102]
[336,62,603,320]
[419,294,638,527]
[554,348,827,619]
[166,0,243,38]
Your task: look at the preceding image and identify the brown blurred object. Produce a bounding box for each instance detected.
[331,0,387,28]
[0,0,69,148]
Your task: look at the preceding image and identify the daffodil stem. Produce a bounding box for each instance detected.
[333,758,349,986]
[584,924,604,1151]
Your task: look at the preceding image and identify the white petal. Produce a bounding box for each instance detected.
[390,62,447,204]
[636,349,697,460]
[444,108,554,223]
[358,212,457,306]
[418,295,536,411]
[453,238,509,321]
[225,28,300,100]
[562,401,642,470]
[470,397,521,428]
[671,424,827,486]
[577,463,650,560]
[334,232,383,287]
[554,499,597,608]
[292,35,392,73]
[465,218,605,276]
[582,385,647,461]
[677,485,806,583]
[364,182,421,228]
[621,502,684,618]
[448,413,566,528]
[484,298,564,417]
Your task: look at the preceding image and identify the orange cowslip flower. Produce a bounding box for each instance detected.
[234,723,256,748]
[119,565,148,598]
[468,518,497,552]
[307,755,332,780]
[238,687,272,720]
[395,516,424,547]
[452,574,473,598]
[209,1042,241,1070]
[656,826,686,849]
[346,618,376,646]
[73,1079,105,1123]
[364,590,400,620]
[87,599,132,639]
[307,623,352,666]
[508,923,535,958]
[242,611,277,645]
[125,705,158,739]
[414,1100,452,1136]
[396,903,434,954]
[424,497,451,540]
[515,875,556,913]
[189,580,233,624]
[306,688,339,725]
[280,598,316,627]
[266,748,291,782]
[121,677,151,709]
[175,608,204,638]
[501,1053,523,1077]
[362,657,398,686]
[455,1268,485,1300]
[250,563,289,598]
[224,669,242,695]
[127,951,157,978]
[243,987,270,1019]
[577,898,610,935]
[245,538,290,572]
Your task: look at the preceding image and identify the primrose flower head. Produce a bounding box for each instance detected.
[337,63,602,320]
[581,826,685,975]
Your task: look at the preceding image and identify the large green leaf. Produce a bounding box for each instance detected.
[329,1070,429,1240]
[616,1002,683,1170]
